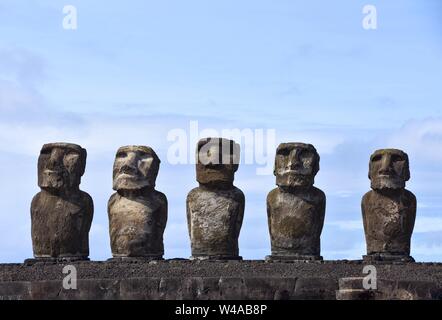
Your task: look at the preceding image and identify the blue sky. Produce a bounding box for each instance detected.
[0,0,441,262]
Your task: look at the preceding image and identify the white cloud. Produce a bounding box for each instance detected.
[412,244,442,261]
[323,242,366,260]
[90,223,107,237]
[277,129,346,155]
[327,217,442,234]
[387,118,442,161]
[328,220,363,231]
[332,190,357,198]
[414,217,442,233]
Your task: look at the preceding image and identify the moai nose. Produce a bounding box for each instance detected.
[125,151,139,166]
[288,149,302,170]
[130,151,137,160]
[47,148,64,169]
[379,154,393,175]
[117,152,139,175]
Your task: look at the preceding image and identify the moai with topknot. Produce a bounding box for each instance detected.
[267,143,326,261]
[108,146,167,260]
[362,149,416,262]
[30,143,93,262]
[187,138,245,260]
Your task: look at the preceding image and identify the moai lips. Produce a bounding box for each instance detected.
[187,138,245,260]
[267,143,326,261]
[108,146,167,260]
[362,149,417,262]
[30,143,93,262]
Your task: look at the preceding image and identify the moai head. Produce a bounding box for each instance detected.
[196,138,240,188]
[38,143,87,192]
[113,146,160,191]
[369,149,410,190]
[274,143,320,188]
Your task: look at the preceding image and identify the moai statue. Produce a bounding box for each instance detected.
[187,138,245,260]
[108,146,167,260]
[362,149,416,262]
[30,143,93,262]
[266,143,326,261]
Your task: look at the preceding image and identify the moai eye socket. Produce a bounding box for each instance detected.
[300,150,313,161]
[63,151,80,172]
[138,152,154,164]
[65,150,79,157]
[391,154,404,163]
[40,147,52,156]
[277,148,290,156]
[64,150,80,161]
[116,151,127,158]
[372,154,382,162]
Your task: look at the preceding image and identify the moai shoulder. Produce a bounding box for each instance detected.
[30,143,93,262]
[267,185,325,211]
[186,138,244,260]
[362,149,417,262]
[108,146,167,260]
[266,143,326,261]
[187,185,245,210]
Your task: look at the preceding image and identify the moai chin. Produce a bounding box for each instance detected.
[266,143,326,261]
[362,149,416,262]
[187,138,245,260]
[30,142,93,262]
[108,146,167,261]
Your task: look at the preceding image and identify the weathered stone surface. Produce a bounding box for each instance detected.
[108,146,167,259]
[4,260,442,283]
[187,138,245,260]
[362,149,416,262]
[120,277,161,300]
[30,279,120,300]
[0,261,441,300]
[0,281,31,300]
[293,277,337,300]
[30,143,93,261]
[336,277,442,300]
[267,143,326,260]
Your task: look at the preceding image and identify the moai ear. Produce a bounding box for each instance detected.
[79,147,87,177]
[403,153,411,182]
[304,144,320,176]
[150,150,161,183]
[232,141,240,171]
[308,144,321,176]
[368,153,375,180]
[313,150,320,176]
[368,163,372,180]
[273,153,278,176]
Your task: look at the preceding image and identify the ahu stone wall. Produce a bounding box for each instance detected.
[0,261,441,300]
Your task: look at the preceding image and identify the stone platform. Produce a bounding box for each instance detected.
[0,260,441,300]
